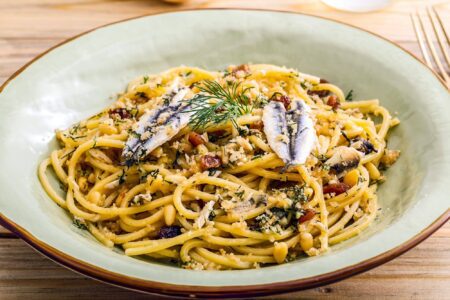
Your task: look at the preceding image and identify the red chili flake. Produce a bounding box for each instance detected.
[188,132,205,147]
[299,209,316,223]
[272,95,291,109]
[326,95,340,110]
[323,182,350,196]
[249,120,264,130]
[108,108,131,119]
[200,155,222,170]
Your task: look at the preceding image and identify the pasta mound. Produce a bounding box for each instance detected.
[38,64,399,270]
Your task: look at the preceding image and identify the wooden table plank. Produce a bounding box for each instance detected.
[0,223,447,299]
[0,0,449,298]
[0,0,448,40]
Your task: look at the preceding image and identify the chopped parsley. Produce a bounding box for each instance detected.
[129,130,141,139]
[69,123,83,135]
[118,169,127,185]
[254,94,269,108]
[208,131,229,143]
[208,168,218,176]
[255,207,290,234]
[61,149,75,159]
[316,154,328,162]
[148,169,159,179]
[163,96,171,106]
[138,168,149,183]
[131,105,139,118]
[345,89,354,101]
[358,176,366,184]
[59,182,68,192]
[73,218,87,230]
[278,185,308,204]
[252,154,263,160]
[208,210,216,221]
[92,137,97,148]
[235,190,245,200]
[341,130,351,143]
[237,126,249,136]
[172,151,181,168]
[69,135,87,141]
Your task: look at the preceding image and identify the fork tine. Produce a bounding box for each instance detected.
[432,6,450,46]
[427,7,450,69]
[417,10,450,84]
[411,13,433,69]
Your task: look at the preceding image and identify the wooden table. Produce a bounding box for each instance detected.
[0,0,449,298]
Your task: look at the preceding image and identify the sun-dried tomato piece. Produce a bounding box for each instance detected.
[188,132,205,147]
[308,90,330,98]
[200,155,222,170]
[299,209,316,223]
[272,95,291,109]
[108,108,131,119]
[249,120,264,130]
[323,182,351,195]
[326,95,340,110]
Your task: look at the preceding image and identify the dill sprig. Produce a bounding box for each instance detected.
[185,80,253,130]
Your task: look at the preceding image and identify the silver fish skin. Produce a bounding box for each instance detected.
[122,88,191,165]
[286,99,316,165]
[325,146,362,174]
[262,101,291,164]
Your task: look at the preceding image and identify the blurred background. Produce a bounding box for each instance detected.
[1,0,449,86]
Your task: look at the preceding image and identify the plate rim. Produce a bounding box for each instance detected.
[0,8,449,297]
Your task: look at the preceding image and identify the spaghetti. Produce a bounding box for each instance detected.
[38,64,400,270]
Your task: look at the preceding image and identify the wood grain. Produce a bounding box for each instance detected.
[0,223,447,299]
[0,0,449,298]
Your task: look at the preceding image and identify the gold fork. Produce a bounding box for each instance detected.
[411,6,450,88]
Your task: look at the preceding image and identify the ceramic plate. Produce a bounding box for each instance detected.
[0,9,449,298]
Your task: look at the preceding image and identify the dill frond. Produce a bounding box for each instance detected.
[185,80,253,130]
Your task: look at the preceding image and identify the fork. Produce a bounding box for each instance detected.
[411,6,450,88]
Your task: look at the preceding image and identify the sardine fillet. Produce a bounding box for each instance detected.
[287,99,316,165]
[123,88,190,165]
[262,101,291,164]
[262,99,316,166]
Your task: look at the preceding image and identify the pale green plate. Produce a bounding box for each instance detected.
[0,9,449,297]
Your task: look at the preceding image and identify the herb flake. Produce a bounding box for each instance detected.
[345,90,354,101]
